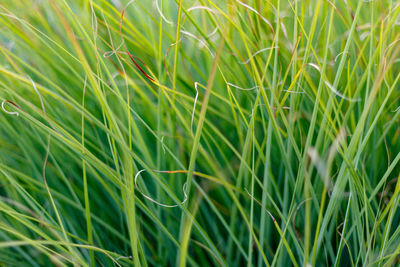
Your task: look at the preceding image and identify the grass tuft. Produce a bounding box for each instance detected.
[0,0,399,266]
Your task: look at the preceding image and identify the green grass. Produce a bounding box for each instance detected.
[0,0,399,266]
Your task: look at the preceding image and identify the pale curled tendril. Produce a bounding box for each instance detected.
[160,136,166,154]
[307,63,361,102]
[28,76,46,113]
[191,82,200,134]
[236,0,274,33]
[183,6,219,38]
[186,6,215,13]
[1,101,19,116]
[324,81,361,102]
[154,0,173,25]
[116,255,133,261]
[226,82,259,91]
[238,47,278,64]
[103,42,124,58]
[334,51,348,62]
[134,169,188,208]
[180,30,215,57]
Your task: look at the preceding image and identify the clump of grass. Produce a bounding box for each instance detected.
[0,0,399,266]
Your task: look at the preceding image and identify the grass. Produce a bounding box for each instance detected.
[0,0,399,266]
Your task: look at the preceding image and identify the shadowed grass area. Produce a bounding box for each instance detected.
[0,0,399,266]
